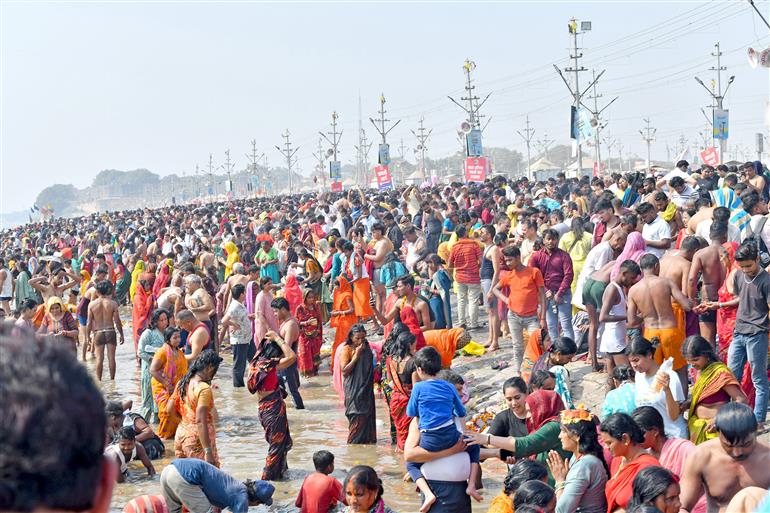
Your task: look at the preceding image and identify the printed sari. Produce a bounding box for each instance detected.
[296,299,322,377]
[151,344,188,438]
[385,356,413,450]
[174,380,219,467]
[688,361,740,444]
[259,388,293,480]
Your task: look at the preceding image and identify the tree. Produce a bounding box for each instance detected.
[35,184,77,215]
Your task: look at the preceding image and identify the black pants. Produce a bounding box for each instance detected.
[232,341,256,387]
[279,363,304,409]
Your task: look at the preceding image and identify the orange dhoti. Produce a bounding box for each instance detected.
[352,278,374,318]
[644,325,686,370]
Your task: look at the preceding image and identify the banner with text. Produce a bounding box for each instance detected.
[464,157,487,183]
[374,165,393,190]
[700,147,719,167]
[330,181,343,192]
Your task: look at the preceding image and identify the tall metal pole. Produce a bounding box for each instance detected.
[695,42,734,164]
[536,133,555,161]
[411,118,432,182]
[517,115,535,180]
[640,118,656,170]
[320,111,342,186]
[569,19,586,175]
[275,130,299,195]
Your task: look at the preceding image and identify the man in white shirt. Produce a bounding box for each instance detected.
[639,202,672,258]
[739,192,770,254]
[219,283,254,388]
[669,176,699,209]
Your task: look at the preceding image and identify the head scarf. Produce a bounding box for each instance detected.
[130,260,145,300]
[224,241,239,280]
[722,241,739,271]
[610,231,646,281]
[526,389,565,432]
[46,296,65,316]
[79,269,91,297]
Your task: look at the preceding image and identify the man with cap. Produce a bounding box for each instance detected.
[160,458,274,513]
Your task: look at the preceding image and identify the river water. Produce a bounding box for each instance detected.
[95,310,505,513]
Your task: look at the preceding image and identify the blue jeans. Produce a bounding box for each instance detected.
[728,331,769,422]
[405,424,480,482]
[546,290,574,342]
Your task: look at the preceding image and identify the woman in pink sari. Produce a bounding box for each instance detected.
[610,231,646,281]
[253,277,279,348]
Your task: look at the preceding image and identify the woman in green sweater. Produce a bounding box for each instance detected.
[469,389,570,482]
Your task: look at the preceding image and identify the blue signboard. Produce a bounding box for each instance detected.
[713,109,729,140]
[378,144,390,165]
[329,161,342,180]
[466,128,483,157]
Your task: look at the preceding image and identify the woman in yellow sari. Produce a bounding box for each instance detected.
[557,218,593,294]
[129,260,145,304]
[173,349,223,467]
[223,241,240,280]
[683,335,746,444]
[149,326,188,439]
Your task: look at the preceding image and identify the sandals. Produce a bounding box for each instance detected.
[491,361,510,370]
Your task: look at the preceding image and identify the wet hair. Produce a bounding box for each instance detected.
[735,241,758,262]
[313,450,335,472]
[19,298,37,312]
[105,400,124,418]
[231,283,245,300]
[0,327,107,511]
[710,221,728,242]
[95,279,113,295]
[528,370,555,393]
[627,505,664,513]
[680,236,701,253]
[550,336,577,355]
[343,465,383,504]
[270,297,290,311]
[149,308,170,330]
[682,335,719,364]
[612,365,635,383]
[639,253,659,270]
[163,326,180,343]
[414,346,442,376]
[386,331,416,360]
[177,350,223,401]
[631,406,665,436]
[714,402,758,443]
[345,323,367,346]
[438,369,464,386]
[562,414,610,476]
[619,259,642,277]
[116,426,136,441]
[503,376,528,395]
[600,412,645,444]
[629,466,678,511]
[713,206,731,224]
[502,460,548,496]
[513,480,555,510]
[625,335,658,358]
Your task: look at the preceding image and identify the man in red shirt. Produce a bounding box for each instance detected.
[447,225,483,330]
[492,245,546,373]
[529,228,574,342]
[295,450,344,513]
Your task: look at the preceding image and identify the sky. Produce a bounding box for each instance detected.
[2,0,770,214]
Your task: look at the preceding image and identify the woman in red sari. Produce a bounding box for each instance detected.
[384,329,418,450]
[600,412,659,513]
[152,258,172,298]
[295,289,322,377]
[132,273,155,364]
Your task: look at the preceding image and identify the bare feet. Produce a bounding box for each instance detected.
[466,486,483,502]
[419,491,436,513]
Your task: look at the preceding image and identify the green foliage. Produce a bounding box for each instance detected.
[91,169,160,187]
[35,184,77,213]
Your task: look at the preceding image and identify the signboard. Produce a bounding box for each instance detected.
[329,161,342,180]
[374,165,392,190]
[466,128,483,157]
[757,133,764,155]
[225,180,233,192]
[593,161,605,176]
[700,147,720,167]
[464,157,487,183]
[378,144,390,165]
[713,109,729,140]
[330,181,343,192]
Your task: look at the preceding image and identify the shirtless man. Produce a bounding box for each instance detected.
[270,297,304,409]
[688,223,728,345]
[223,262,250,310]
[364,222,394,314]
[29,265,80,303]
[680,402,770,513]
[373,274,433,332]
[156,285,183,314]
[78,265,109,361]
[176,309,211,361]
[183,274,214,327]
[660,236,700,293]
[744,161,767,199]
[627,253,693,395]
[86,281,124,381]
[198,244,217,271]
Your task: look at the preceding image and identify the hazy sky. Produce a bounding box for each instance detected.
[2,0,769,213]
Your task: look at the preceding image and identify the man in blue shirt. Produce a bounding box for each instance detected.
[160,459,274,513]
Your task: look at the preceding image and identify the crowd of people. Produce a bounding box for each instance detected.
[3,158,770,513]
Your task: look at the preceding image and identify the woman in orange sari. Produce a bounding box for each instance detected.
[342,241,374,320]
[150,327,188,439]
[173,350,223,467]
[600,412,659,513]
[132,273,155,363]
[330,275,356,371]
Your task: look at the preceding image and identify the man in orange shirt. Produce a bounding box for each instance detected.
[447,224,483,329]
[491,245,546,374]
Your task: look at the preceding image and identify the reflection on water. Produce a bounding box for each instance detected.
[98,311,503,512]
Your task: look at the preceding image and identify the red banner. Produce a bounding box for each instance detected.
[700,147,719,167]
[464,157,487,183]
[374,165,393,190]
[331,181,343,192]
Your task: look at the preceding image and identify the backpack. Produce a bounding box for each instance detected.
[379,253,408,289]
[744,216,770,267]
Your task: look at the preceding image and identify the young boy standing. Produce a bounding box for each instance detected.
[295,450,344,513]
